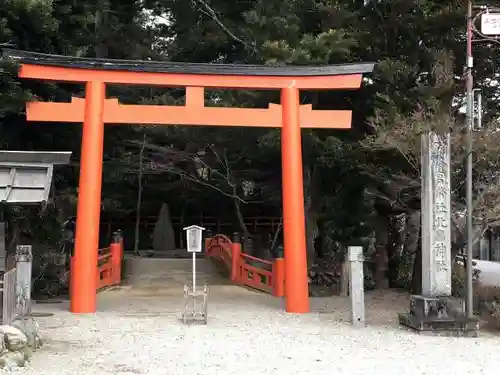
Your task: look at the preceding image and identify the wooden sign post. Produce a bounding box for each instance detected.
[182,225,208,324]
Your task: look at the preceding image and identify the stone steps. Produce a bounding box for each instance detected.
[122,256,229,288]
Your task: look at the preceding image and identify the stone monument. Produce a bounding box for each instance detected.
[152,203,176,252]
[398,132,478,336]
[348,246,365,326]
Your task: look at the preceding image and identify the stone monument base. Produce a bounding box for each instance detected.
[398,295,479,337]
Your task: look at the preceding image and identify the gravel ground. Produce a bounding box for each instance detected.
[2,286,500,375]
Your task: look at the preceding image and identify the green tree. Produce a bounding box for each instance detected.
[0,0,152,250]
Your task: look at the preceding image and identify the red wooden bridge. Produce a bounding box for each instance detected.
[89,231,284,299]
[205,234,285,296]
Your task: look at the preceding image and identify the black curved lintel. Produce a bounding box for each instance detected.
[2,49,374,77]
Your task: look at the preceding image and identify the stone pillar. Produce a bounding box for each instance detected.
[348,246,365,326]
[398,132,478,336]
[421,132,452,297]
[15,245,32,317]
[0,222,6,274]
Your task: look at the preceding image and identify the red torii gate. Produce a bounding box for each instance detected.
[3,50,373,314]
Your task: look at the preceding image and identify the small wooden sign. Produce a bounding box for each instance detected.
[183,225,205,253]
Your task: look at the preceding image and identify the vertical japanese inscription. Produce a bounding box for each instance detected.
[429,133,451,293]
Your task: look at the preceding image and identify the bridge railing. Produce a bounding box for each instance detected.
[97,230,123,290]
[205,233,284,297]
[71,230,123,291]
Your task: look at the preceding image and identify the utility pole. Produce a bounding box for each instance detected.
[465,0,474,319]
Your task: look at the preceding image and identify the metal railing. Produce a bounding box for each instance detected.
[1,268,21,325]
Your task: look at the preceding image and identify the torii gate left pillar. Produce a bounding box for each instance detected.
[4,49,373,314]
[73,81,106,310]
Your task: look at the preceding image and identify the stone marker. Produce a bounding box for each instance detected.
[15,245,32,317]
[348,246,365,326]
[398,132,478,336]
[0,222,5,273]
[153,203,176,252]
[421,132,452,297]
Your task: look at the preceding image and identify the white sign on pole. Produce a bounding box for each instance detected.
[184,225,205,253]
[481,13,500,35]
[183,225,206,322]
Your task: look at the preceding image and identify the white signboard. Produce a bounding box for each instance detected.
[481,13,500,35]
[184,225,205,253]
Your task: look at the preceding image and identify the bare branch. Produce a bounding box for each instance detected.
[113,141,249,203]
[162,166,247,203]
[189,0,256,52]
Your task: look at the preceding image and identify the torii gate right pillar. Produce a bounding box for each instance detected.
[281,87,309,313]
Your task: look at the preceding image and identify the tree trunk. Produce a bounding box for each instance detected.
[403,211,420,257]
[373,215,389,288]
[179,180,188,249]
[305,200,319,267]
[269,217,283,256]
[94,0,109,58]
[232,193,251,249]
[403,210,421,293]
[411,231,422,294]
[386,213,406,287]
[133,134,146,254]
[303,166,319,268]
[179,203,185,249]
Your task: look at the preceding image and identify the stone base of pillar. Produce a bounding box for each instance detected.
[398,295,479,337]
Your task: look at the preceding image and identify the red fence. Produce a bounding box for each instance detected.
[205,234,284,297]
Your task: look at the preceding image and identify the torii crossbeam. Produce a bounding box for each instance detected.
[3,49,374,314]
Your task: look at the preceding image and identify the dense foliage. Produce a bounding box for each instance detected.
[1,0,499,291]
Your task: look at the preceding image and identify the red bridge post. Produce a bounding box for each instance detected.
[110,231,123,285]
[272,258,285,297]
[231,232,242,282]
